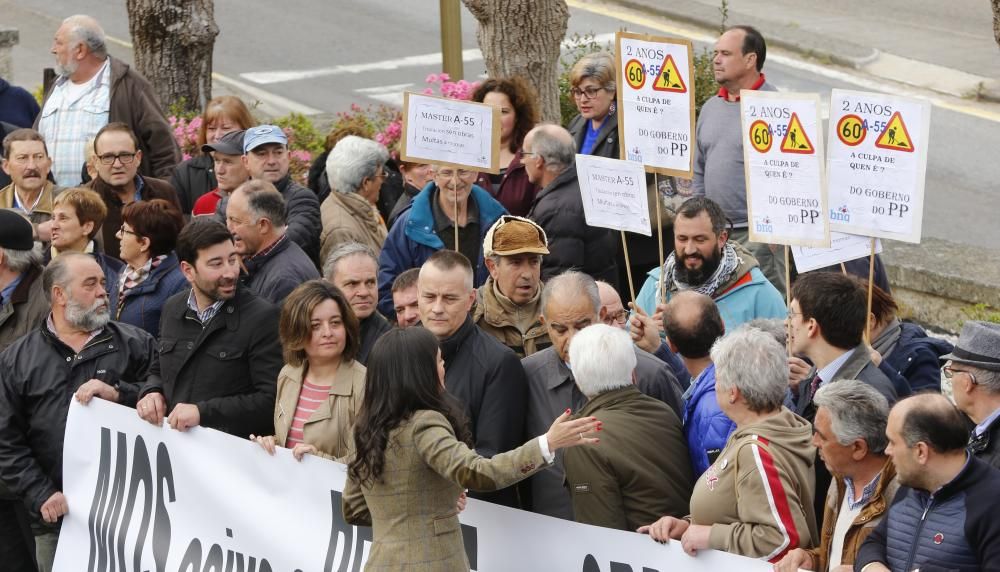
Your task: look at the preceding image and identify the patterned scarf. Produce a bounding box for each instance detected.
[662,242,740,297]
[116,254,166,318]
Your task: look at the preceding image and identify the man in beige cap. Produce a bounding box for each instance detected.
[473,215,551,358]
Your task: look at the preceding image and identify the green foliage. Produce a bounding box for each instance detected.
[693,48,717,117]
[273,112,325,156]
[558,32,613,127]
[166,98,199,122]
[32,84,45,105]
[961,303,1000,326]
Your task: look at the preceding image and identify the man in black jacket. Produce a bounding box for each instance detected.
[0,253,159,571]
[418,250,528,507]
[946,320,1000,469]
[136,219,282,439]
[323,242,390,365]
[856,394,1000,572]
[523,124,618,290]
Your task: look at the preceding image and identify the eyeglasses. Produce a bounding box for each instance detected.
[571,86,606,100]
[521,151,537,158]
[605,309,628,326]
[97,152,137,165]
[437,169,476,180]
[117,225,139,237]
[943,364,978,385]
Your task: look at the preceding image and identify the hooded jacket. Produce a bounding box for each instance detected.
[376,183,506,316]
[319,190,387,264]
[683,363,737,477]
[472,277,550,358]
[880,321,954,393]
[635,242,787,331]
[690,407,817,562]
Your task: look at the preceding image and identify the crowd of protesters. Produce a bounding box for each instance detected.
[2,13,998,572]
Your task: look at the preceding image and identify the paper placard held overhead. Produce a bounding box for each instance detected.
[400,92,501,173]
[827,89,930,243]
[576,154,651,236]
[741,91,830,248]
[792,232,883,273]
[615,32,696,177]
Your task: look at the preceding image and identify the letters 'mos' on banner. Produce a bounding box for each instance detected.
[575,154,652,236]
[827,89,930,243]
[615,31,695,177]
[400,92,501,173]
[740,91,830,248]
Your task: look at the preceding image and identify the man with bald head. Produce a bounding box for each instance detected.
[524,124,618,289]
[856,394,1000,572]
[523,270,683,520]
[37,14,179,186]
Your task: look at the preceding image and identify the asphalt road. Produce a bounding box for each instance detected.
[5,0,1000,250]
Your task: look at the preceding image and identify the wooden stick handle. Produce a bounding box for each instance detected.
[864,238,876,345]
[654,173,665,306]
[621,231,637,307]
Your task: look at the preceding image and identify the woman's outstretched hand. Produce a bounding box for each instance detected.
[544,409,602,452]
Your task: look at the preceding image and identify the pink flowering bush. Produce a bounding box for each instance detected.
[168,115,202,162]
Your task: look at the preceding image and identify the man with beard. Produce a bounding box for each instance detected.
[855,394,1000,572]
[635,197,785,331]
[0,128,60,245]
[0,253,159,571]
[323,242,392,365]
[135,219,282,439]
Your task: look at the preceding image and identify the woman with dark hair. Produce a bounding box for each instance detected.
[343,327,600,570]
[110,198,187,336]
[170,96,256,213]
[470,76,540,216]
[252,280,366,461]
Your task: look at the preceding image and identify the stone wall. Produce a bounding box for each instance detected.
[0,27,18,80]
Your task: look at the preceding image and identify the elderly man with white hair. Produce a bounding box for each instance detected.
[37,15,179,186]
[562,324,692,532]
[319,135,389,263]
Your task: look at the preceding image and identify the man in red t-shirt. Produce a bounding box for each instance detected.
[193,130,249,216]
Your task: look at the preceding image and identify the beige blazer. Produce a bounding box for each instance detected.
[273,360,366,461]
[319,191,387,265]
[342,409,548,571]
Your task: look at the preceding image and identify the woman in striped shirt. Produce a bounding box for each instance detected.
[251,279,366,461]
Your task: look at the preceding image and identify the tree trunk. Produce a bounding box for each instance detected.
[462,0,569,123]
[125,0,219,115]
[993,0,1000,50]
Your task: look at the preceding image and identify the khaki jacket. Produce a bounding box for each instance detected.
[342,409,548,571]
[473,278,550,358]
[0,181,60,230]
[690,407,818,562]
[273,360,366,461]
[806,459,899,572]
[319,191,387,265]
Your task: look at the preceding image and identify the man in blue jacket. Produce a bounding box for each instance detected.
[855,393,1000,572]
[376,165,505,316]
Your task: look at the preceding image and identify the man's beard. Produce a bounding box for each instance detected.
[673,248,722,286]
[55,59,78,78]
[196,275,237,302]
[66,296,110,331]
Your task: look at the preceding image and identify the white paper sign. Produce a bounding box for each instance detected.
[741,91,830,248]
[827,89,930,243]
[55,399,774,572]
[792,232,883,273]
[616,32,695,177]
[400,92,501,173]
[576,154,652,236]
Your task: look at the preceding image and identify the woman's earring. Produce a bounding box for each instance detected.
[609,102,617,114]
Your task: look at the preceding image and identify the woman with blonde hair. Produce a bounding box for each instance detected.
[252,279,366,461]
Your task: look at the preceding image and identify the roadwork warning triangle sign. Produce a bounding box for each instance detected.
[875,111,914,152]
[780,113,814,154]
[652,54,687,93]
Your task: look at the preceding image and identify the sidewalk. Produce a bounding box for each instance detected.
[604,0,1000,102]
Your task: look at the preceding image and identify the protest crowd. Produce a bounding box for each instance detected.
[4,14,1000,572]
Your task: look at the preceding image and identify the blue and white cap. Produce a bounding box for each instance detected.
[243,125,288,153]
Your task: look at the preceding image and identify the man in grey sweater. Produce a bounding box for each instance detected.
[692,25,786,294]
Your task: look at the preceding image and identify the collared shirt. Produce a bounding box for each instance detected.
[38,59,111,187]
[976,406,1000,437]
[0,274,24,306]
[245,233,287,265]
[843,472,882,511]
[717,72,767,101]
[132,174,145,203]
[45,313,103,348]
[12,187,44,214]
[817,348,856,390]
[186,289,226,325]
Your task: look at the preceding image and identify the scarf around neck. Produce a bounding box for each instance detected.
[662,242,740,297]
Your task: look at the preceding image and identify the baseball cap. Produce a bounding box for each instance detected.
[242,125,288,153]
[483,215,549,258]
[201,129,246,156]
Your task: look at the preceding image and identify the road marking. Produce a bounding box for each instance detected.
[242,33,617,85]
[355,83,414,106]
[566,0,1000,124]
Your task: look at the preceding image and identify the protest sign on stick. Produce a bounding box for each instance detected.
[791,232,883,273]
[400,92,501,251]
[827,89,930,244]
[576,154,650,304]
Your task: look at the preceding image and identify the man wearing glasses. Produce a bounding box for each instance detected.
[86,122,179,260]
[377,163,506,316]
[945,321,1000,469]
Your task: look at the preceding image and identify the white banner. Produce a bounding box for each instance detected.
[792,231,882,273]
[826,89,930,243]
[576,154,652,236]
[400,92,501,173]
[615,32,695,177]
[741,91,830,248]
[55,399,773,572]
